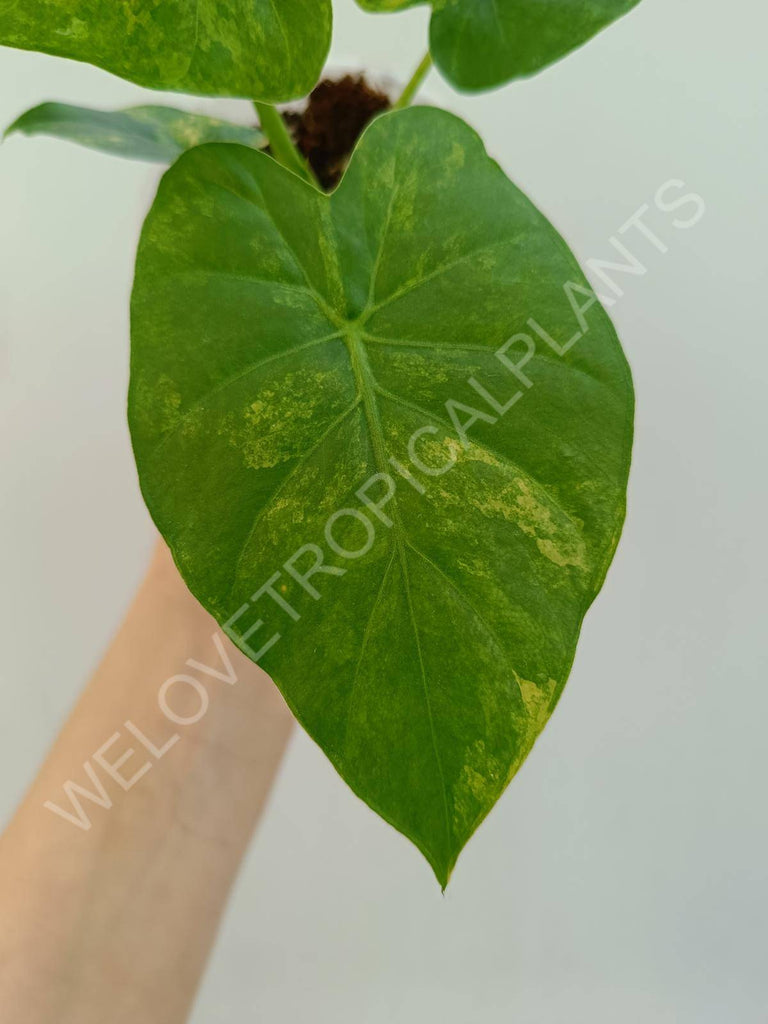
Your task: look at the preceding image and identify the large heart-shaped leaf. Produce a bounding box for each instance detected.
[5,103,266,164]
[359,0,641,92]
[0,0,330,101]
[130,107,633,885]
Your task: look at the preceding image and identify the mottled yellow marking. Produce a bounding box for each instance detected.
[535,537,586,569]
[453,739,503,835]
[142,373,182,435]
[238,368,340,469]
[517,675,557,726]
[462,474,588,572]
[175,122,205,147]
[446,141,466,171]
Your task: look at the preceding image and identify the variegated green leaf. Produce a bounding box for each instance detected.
[0,0,331,101]
[129,107,633,885]
[5,103,266,163]
[358,0,641,92]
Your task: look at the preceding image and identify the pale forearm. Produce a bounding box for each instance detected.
[0,545,293,1024]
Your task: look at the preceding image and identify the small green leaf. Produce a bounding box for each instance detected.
[130,107,633,885]
[358,0,641,91]
[4,103,266,164]
[0,0,331,101]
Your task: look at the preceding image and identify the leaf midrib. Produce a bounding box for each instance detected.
[343,327,453,851]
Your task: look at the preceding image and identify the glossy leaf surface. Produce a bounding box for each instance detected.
[5,103,266,163]
[0,0,330,100]
[130,107,633,885]
[359,0,640,91]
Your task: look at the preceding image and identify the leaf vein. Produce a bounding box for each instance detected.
[344,330,452,847]
[373,384,583,533]
[341,548,397,755]
[405,540,525,706]
[229,397,362,597]
[362,236,515,321]
[149,330,344,455]
[398,541,453,849]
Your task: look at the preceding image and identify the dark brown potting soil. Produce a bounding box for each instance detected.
[282,75,391,190]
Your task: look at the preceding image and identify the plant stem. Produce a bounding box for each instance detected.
[394,52,433,109]
[253,101,318,187]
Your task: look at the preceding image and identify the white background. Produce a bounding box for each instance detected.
[1,1,766,1020]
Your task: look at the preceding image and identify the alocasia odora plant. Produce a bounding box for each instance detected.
[1,0,639,886]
